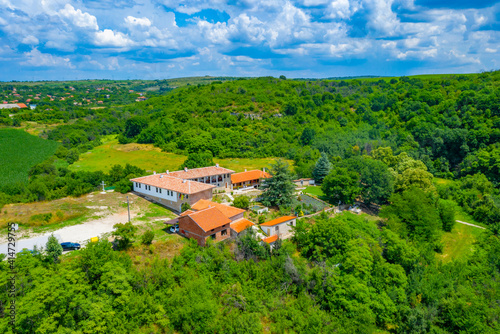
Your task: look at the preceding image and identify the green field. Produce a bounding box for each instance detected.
[0,129,59,186]
[70,136,284,173]
[439,222,484,263]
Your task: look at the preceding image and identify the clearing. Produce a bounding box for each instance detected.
[0,191,179,255]
[69,135,285,173]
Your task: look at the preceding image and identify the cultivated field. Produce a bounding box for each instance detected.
[0,129,59,186]
[70,136,285,173]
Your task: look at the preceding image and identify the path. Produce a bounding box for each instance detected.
[0,210,135,255]
[455,220,485,229]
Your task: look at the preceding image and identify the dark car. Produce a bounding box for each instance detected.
[60,242,81,251]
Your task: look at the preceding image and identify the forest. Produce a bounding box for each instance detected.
[0,72,499,333]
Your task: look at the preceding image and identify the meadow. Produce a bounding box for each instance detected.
[70,135,285,173]
[0,129,59,186]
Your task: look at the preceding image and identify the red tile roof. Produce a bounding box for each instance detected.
[168,166,234,180]
[230,218,254,233]
[231,170,271,184]
[262,235,278,244]
[188,207,231,232]
[191,199,245,219]
[130,174,214,194]
[261,216,296,227]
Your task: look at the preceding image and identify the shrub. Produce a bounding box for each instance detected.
[181,202,191,212]
[141,230,155,245]
[233,195,250,209]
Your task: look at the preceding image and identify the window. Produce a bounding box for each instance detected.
[156,187,158,193]
[210,234,216,240]
[275,226,279,231]
[221,229,227,236]
[159,189,162,194]
[186,194,189,199]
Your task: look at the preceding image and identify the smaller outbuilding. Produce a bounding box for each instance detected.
[260,215,297,239]
[293,178,315,187]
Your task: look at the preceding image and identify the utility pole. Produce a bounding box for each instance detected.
[127,196,131,223]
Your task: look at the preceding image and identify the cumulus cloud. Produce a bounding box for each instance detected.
[124,16,152,27]
[59,4,99,30]
[94,29,134,47]
[22,35,39,45]
[21,48,75,68]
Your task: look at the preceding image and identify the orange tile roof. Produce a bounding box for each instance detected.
[180,209,195,216]
[231,170,271,184]
[261,216,296,227]
[130,174,214,194]
[262,235,278,244]
[189,207,231,232]
[230,218,254,233]
[16,103,27,108]
[168,166,234,180]
[191,199,245,218]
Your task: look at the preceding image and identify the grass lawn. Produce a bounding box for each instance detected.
[439,222,484,263]
[302,186,324,197]
[70,135,286,173]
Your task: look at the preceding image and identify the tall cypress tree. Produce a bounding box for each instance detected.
[313,152,331,184]
[260,159,295,207]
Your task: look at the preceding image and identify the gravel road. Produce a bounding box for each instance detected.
[0,210,132,255]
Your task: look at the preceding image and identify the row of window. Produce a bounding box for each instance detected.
[135,182,176,197]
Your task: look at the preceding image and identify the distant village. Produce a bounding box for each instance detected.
[1,84,149,112]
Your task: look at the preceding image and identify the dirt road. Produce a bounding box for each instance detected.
[0,209,134,255]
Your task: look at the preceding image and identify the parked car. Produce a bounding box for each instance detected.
[169,225,179,233]
[60,242,81,251]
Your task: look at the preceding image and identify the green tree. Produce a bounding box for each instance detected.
[124,116,148,138]
[45,233,62,263]
[180,151,214,169]
[112,221,138,250]
[233,195,250,209]
[260,159,295,207]
[341,157,394,205]
[437,199,456,232]
[312,152,331,184]
[380,187,442,243]
[322,167,361,205]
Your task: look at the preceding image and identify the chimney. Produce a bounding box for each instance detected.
[184,167,188,172]
[245,169,247,172]
[153,171,156,175]
[263,167,265,172]
[160,175,163,178]
[216,163,219,167]
[183,179,186,183]
[166,170,169,174]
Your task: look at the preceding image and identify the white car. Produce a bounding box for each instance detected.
[169,225,179,233]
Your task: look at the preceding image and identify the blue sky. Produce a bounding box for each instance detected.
[0,0,499,81]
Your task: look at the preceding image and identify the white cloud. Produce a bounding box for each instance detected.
[59,4,99,30]
[326,0,360,20]
[21,48,75,68]
[94,29,134,47]
[124,16,152,27]
[485,48,497,53]
[22,35,39,45]
[397,48,437,60]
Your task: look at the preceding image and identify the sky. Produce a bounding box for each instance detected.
[0,0,499,81]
